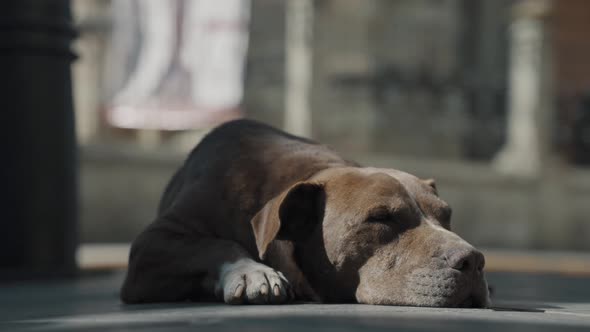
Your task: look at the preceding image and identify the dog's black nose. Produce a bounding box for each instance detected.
[445,248,485,273]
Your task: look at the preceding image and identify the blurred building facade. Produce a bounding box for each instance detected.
[73,0,590,251]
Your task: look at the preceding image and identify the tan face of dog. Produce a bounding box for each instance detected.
[252,167,490,307]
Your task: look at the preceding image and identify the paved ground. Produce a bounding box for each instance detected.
[1,270,589,331]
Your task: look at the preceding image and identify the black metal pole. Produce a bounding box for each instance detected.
[0,0,78,279]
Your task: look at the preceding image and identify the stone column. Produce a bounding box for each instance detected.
[493,0,552,177]
[72,0,109,145]
[0,0,78,279]
[284,0,314,137]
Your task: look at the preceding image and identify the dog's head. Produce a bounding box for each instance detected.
[251,167,490,308]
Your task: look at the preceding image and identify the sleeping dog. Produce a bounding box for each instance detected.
[121,119,490,307]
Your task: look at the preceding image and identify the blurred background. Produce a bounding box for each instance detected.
[2,0,590,278]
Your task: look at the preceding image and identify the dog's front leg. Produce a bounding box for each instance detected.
[121,220,292,305]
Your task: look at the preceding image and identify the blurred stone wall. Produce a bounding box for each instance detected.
[77,0,590,251]
[244,0,511,161]
[81,148,590,250]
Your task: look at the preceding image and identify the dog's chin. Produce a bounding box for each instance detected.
[358,268,490,308]
[402,268,490,308]
[358,291,489,308]
[357,283,490,308]
[389,292,488,308]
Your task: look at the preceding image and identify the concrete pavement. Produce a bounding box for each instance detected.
[1,270,589,331]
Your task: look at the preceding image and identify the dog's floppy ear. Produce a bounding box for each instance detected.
[251,182,325,260]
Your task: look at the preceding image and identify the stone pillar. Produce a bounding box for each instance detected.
[284,0,313,137]
[493,0,552,177]
[0,0,78,279]
[72,0,110,145]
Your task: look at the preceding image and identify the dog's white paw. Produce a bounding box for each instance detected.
[217,258,292,304]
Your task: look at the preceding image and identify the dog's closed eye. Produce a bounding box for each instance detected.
[366,206,396,223]
[366,203,418,227]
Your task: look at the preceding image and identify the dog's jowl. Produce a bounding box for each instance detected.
[121,119,490,307]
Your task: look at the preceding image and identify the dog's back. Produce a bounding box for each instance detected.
[158,119,349,220]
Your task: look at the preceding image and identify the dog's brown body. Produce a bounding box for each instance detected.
[121,119,490,307]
